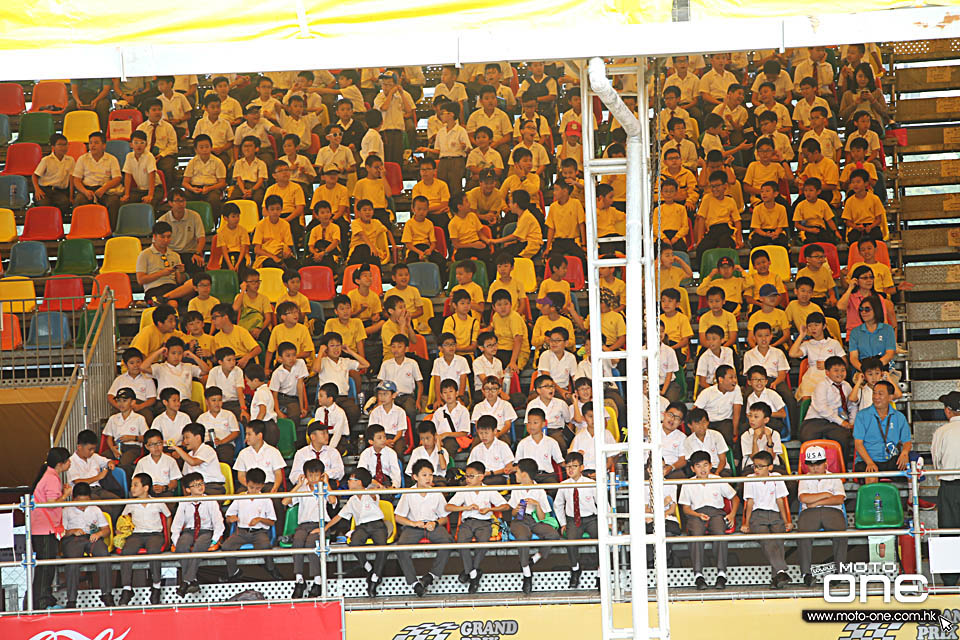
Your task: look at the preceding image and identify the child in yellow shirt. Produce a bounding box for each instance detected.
[694,170,743,261]
[696,255,746,316]
[348,199,393,265]
[252,195,296,270]
[305,200,341,269]
[233,268,274,341]
[792,177,840,244]
[544,179,586,263]
[842,169,885,243]
[489,189,542,259]
[448,261,484,316]
[749,181,788,249]
[353,155,391,228]
[447,192,492,268]
[744,249,787,311]
[187,272,219,328]
[215,202,250,272]
[277,271,311,322]
[487,252,529,318]
[401,195,447,282]
[653,178,689,249]
[323,295,366,357]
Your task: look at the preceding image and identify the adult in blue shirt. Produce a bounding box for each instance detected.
[848,295,895,373]
[852,380,911,480]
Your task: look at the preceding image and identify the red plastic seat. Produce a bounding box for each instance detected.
[341,264,383,295]
[299,266,336,301]
[799,439,847,475]
[544,255,585,290]
[107,108,144,141]
[307,133,321,155]
[0,143,43,177]
[29,81,68,114]
[384,162,403,196]
[434,227,448,258]
[40,276,85,311]
[19,206,64,241]
[1,313,22,350]
[798,242,842,280]
[847,239,890,269]
[0,84,26,116]
[65,141,86,160]
[66,204,111,239]
[89,272,133,310]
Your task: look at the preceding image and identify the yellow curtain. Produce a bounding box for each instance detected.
[689,0,960,20]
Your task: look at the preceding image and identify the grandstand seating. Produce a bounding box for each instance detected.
[0,83,25,116]
[16,112,55,144]
[19,206,64,241]
[66,204,111,239]
[28,81,68,114]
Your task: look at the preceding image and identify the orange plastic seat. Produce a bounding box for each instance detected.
[65,141,86,160]
[29,82,68,114]
[299,266,336,301]
[66,204,111,239]
[0,84,25,115]
[847,240,890,269]
[1,313,22,350]
[107,108,143,141]
[341,264,383,295]
[799,439,847,475]
[89,272,133,310]
[384,162,403,196]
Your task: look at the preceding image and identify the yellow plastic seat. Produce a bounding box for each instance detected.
[350,500,396,543]
[62,110,100,143]
[100,236,142,273]
[102,513,114,552]
[0,276,37,313]
[729,179,745,212]
[257,267,285,303]
[139,306,154,331]
[513,257,537,293]
[781,443,792,475]
[192,380,207,412]
[678,287,691,318]
[415,296,435,335]
[0,208,16,242]
[227,199,259,234]
[604,405,620,442]
[750,245,790,282]
[221,462,235,496]
[826,317,842,343]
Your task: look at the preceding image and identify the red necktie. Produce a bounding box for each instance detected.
[192,503,201,541]
[323,408,330,430]
[314,448,321,460]
[150,123,158,150]
[834,383,847,414]
[573,488,582,527]
[375,452,384,484]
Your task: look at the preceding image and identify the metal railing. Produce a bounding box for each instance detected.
[3,464,957,614]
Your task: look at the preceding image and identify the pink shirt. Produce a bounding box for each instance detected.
[31,467,63,535]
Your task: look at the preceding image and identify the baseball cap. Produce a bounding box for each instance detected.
[758,284,779,298]
[376,380,398,393]
[536,296,555,307]
[804,446,827,464]
[378,71,398,82]
[478,168,497,182]
[243,104,262,115]
[115,387,136,401]
[940,391,960,411]
[717,256,734,267]
[322,163,341,174]
[564,121,582,137]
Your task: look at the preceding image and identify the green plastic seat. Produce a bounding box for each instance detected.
[854,483,903,529]
[447,259,488,293]
[699,247,740,278]
[726,448,737,475]
[208,269,239,304]
[17,112,55,145]
[798,398,811,424]
[277,418,297,459]
[278,504,299,548]
[53,238,97,275]
[187,201,216,235]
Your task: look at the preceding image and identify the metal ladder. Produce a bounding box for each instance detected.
[578,57,671,640]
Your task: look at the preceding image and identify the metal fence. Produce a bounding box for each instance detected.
[1,464,957,615]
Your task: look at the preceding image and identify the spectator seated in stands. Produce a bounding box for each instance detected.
[679,450,739,591]
[852,380,911,482]
[798,355,856,460]
[740,449,792,589]
[797,445,848,587]
[136,222,197,308]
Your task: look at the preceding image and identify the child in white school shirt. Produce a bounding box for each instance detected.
[324,467,390,597]
[142,336,210,421]
[196,385,241,463]
[395,460,453,596]
[433,378,472,459]
[431,332,471,408]
[245,363,280,447]
[470,376,517,443]
[741,450,792,589]
[221,467,281,582]
[173,423,227,494]
[554,451,599,588]
[118,473,170,606]
[509,459,561,594]
[286,458,339,599]
[695,325,735,389]
[103,387,148,469]
[61,481,115,608]
[693,364,743,447]
[679,450,739,591]
[569,402,615,477]
[473,332,505,393]
[207,347,248,422]
[527,374,573,449]
[152,388,191,448]
[369,379,409,455]
[446,460,510,594]
[744,365,788,436]
[172,471,225,597]
[740,402,785,475]
[134,429,182,498]
[406,421,450,486]
[313,382,351,455]
[291,421,345,485]
[234,420,287,492]
[467,415,516,485]
[109,347,157,417]
[378,335,424,423]
[682,408,730,476]
[515,409,564,483]
[269,341,309,433]
[312,332,367,428]
[359,424,402,487]
[537,328,578,398]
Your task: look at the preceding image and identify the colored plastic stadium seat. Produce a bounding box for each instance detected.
[62,110,100,143]
[6,241,50,277]
[40,276,86,311]
[53,239,98,276]
[257,268,285,303]
[512,257,537,293]
[799,439,846,475]
[107,108,143,141]
[307,133,321,155]
[105,140,131,167]
[341,264,383,295]
[0,175,29,209]
[0,115,10,145]
[227,199,259,234]
[700,248,740,278]
[798,242,842,280]
[847,239,890,269]
[65,141,86,160]
[298,266,336,301]
[1,312,22,350]
[90,272,133,310]
[29,81,68,114]
[114,203,155,237]
[544,255,586,290]
[408,262,442,297]
[19,206,64,241]
[434,227,448,259]
[854,483,903,529]
[100,236,142,274]
[0,143,43,177]
[384,162,403,196]
[750,245,790,282]
[0,83,26,115]
[208,269,240,304]
[16,112,56,145]
[187,201,216,235]
[24,311,71,349]
[0,208,17,242]
[66,204,111,239]
[0,276,37,314]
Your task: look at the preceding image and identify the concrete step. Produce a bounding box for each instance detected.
[895,159,960,187]
[895,64,960,92]
[894,96,960,124]
[899,192,960,221]
[892,38,960,63]
[893,125,960,155]
[903,263,960,291]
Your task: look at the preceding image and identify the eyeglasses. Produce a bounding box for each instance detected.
[859,305,873,312]
[464,473,483,479]
[145,442,163,448]
[188,482,205,489]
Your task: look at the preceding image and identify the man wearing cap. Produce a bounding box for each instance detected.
[933,391,960,586]
[797,445,848,585]
[852,380,911,483]
[373,71,416,164]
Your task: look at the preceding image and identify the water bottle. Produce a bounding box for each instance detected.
[358,391,366,414]
[517,499,527,520]
[503,370,512,391]
[207,428,216,445]
[874,492,884,523]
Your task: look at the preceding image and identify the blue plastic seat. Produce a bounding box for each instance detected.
[105,140,131,167]
[0,175,29,209]
[114,203,155,237]
[408,261,442,297]
[6,240,50,277]
[24,311,71,349]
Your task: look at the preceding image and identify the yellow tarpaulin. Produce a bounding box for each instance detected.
[0,0,672,49]
[690,0,960,20]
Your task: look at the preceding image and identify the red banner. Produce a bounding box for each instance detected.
[3,601,343,640]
